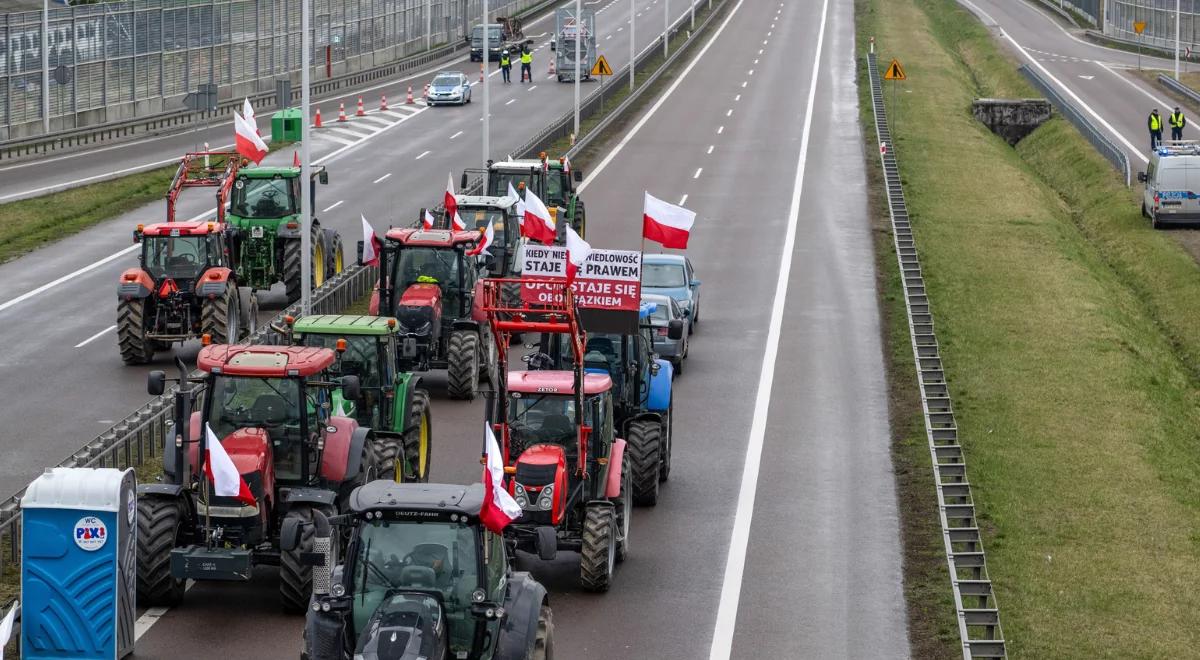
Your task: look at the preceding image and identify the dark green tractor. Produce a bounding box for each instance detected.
[463,152,586,239]
[289,314,433,483]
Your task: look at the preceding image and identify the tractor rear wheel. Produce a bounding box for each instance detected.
[446,330,480,400]
[280,505,318,613]
[311,226,327,289]
[615,460,632,563]
[403,389,432,482]
[372,434,403,483]
[572,199,586,238]
[579,504,616,593]
[117,299,154,365]
[329,232,345,277]
[136,496,186,606]
[283,238,303,303]
[532,604,554,660]
[626,420,662,506]
[201,284,241,344]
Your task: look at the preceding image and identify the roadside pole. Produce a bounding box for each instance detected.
[42,0,49,134]
[301,0,312,315]
[426,0,433,51]
[630,0,636,92]
[574,0,581,138]
[1176,0,1182,80]
[483,0,490,192]
[664,0,669,58]
[691,0,695,30]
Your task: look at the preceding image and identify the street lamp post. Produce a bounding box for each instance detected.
[42,0,49,134]
[574,0,581,138]
[1176,0,1182,80]
[664,0,669,58]
[630,0,635,92]
[301,0,312,315]
[483,0,490,192]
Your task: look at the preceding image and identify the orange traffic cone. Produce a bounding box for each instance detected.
[356,96,366,116]
[314,107,323,128]
[380,95,389,111]
[406,86,415,104]
[337,102,348,122]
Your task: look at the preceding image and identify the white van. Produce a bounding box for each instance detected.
[1139,141,1200,229]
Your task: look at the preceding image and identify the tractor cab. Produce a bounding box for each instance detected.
[451,193,523,278]
[463,153,586,239]
[292,483,552,660]
[228,166,327,221]
[133,220,230,288]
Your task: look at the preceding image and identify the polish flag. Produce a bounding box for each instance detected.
[561,156,571,173]
[204,424,256,506]
[361,215,381,266]
[451,210,467,231]
[234,111,269,165]
[444,173,458,223]
[243,98,258,135]
[642,191,696,249]
[480,423,522,533]
[467,221,494,257]
[565,225,591,285]
[0,600,15,656]
[523,189,556,245]
[422,209,436,230]
[508,182,526,228]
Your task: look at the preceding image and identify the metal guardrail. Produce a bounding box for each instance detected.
[867,52,1007,660]
[1158,73,1200,106]
[1019,64,1131,186]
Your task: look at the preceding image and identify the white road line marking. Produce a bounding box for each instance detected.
[450,130,464,139]
[735,94,741,101]
[748,69,755,75]
[528,85,538,91]
[322,200,344,213]
[416,150,432,160]
[717,125,724,134]
[618,26,624,31]
[726,108,733,117]
[135,581,196,640]
[759,48,764,55]
[693,167,702,179]
[741,81,748,88]
[754,58,759,64]
[74,324,116,348]
[318,133,358,147]
[678,193,688,205]
[330,126,372,139]
[373,172,393,183]
[763,39,769,45]
[357,114,394,127]
[506,99,517,105]
[0,246,137,313]
[707,145,714,154]
[767,31,772,36]
[708,0,829,655]
[1096,60,1171,107]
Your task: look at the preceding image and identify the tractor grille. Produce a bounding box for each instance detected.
[312,536,331,594]
[515,462,557,487]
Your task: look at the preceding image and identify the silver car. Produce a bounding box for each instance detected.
[426,71,472,106]
[643,293,689,375]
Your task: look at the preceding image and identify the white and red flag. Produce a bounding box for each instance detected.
[204,424,256,506]
[234,111,269,164]
[0,599,16,658]
[642,191,696,249]
[361,215,381,266]
[467,221,495,257]
[522,189,556,245]
[561,156,571,173]
[243,98,258,135]
[451,210,467,231]
[480,423,522,533]
[422,209,436,230]
[565,225,591,285]
[444,173,458,222]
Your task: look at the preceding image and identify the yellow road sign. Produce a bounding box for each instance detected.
[591,54,613,77]
[884,58,906,81]
[1134,21,1147,34]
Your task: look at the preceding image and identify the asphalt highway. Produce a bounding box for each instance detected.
[125,0,911,657]
[0,0,702,498]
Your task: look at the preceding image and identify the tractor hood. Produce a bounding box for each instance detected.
[219,427,273,477]
[354,592,446,660]
[397,282,443,308]
[395,283,443,336]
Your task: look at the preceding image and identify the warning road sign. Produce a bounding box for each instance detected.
[884,58,906,81]
[1134,21,1146,35]
[591,54,613,77]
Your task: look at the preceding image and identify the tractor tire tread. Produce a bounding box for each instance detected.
[532,604,554,660]
[626,420,661,506]
[279,505,318,613]
[136,497,186,606]
[283,238,303,303]
[579,505,616,593]
[200,285,237,344]
[446,330,480,400]
[403,390,432,482]
[117,299,154,365]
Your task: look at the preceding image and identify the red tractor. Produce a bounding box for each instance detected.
[117,220,247,364]
[369,228,495,400]
[481,278,631,592]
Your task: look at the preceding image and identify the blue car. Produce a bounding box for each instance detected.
[641,254,701,334]
[426,71,472,106]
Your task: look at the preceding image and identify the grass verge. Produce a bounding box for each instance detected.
[860,0,1200,657]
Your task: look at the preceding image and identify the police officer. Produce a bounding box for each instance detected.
[1170,106,1186,141]
[1149,108,1164,150]
[500,49,512,84]
[520,45,533,83]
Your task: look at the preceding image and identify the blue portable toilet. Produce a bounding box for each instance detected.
[20,467,136,659]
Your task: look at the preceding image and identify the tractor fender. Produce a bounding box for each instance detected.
[285,487,337,508]
[319,417,366,482]
[392,373,422,433]
[182,411,204,474]
[605,439,627,499]
[276,222,304,240]
[646,358,673,412]
[450,318,480,332]
[136,483,186,498]
[470,278,488,323]
[195,267,234,298]
[494,572,548,660]
[117,268,153,300]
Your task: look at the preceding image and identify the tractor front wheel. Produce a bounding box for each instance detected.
[533,604,555,660]
[136,496,186,606]
[329,232,345,277]
[626,420,662,506]
[403,389,433,482]
[572,199,586,239]
[615,460,632,563]
[279,505,319,613]
[446,330,480,400]
[201,284,241,344]
[117,299,155,365]
[579,504,616,593]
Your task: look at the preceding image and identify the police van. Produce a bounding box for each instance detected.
[1139,141,1200,228]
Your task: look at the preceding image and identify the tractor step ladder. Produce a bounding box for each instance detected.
[166,151,242,223]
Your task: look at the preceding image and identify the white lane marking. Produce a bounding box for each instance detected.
[735,94,741,101]
[1096,60,1171,107]
[707,145,715,154]
[450,130,464,139]
[618,26,624,31]
[754,58,759,64]
[726,108,733,117]
[318,133,358,147]
[759,48,764,55]
[741,81,748,88]
[678,193,689,205]
[506,99,517,105]
[1078,74,1094,80]
[135,581,196,640]
[330,126,372,139]
[529,85,538,91]
[580,0,746,193]
[415,150,432,160]
[767,31,771,36]
[708,0,827,654]
[0,244,137,314]
[373,172,393,183]
[322,200,344,213]
[693,167,703,179]
[748,69,755,75]
[74,324,116,348]
[357,114,394,127]
[717,125,725,134]
[0,146,224,203]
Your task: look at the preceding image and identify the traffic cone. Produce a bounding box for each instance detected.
[423,83,430,99]
[314,107,323,128]
[337,102,348,122]
[356,96,366,116]
[548,58,556,76]
[406,86,415,104]
[380,95,389,111]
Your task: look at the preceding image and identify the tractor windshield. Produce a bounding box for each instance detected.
[142,236,208,280]
[545,169,565,205]
[508,393,593,457]
[229,176,298,219]
[351,519,480,655]
[489,170,538,198]
[208,375,317,481]
[459,207,508,243]
[300,334,385,426]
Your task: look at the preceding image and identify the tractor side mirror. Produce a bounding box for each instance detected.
[356,240,365,266]
[1138,171,1148,183]
[550,39,556,51]
[573,170,583,182]
[147,370,166,396]
[318,170,329,185]
[667,320,684,341]
[461,172,469,189]
[279,517,302,552]
[341,375,361,401]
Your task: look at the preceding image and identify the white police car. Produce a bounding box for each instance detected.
[1139,141,1200,228]
[426,71,472,106]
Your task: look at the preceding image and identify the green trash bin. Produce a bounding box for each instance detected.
[271,107,303,143]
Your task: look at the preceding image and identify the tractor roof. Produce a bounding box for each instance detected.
[489,160,543,171]
[139,220,223,237]
[197,344,335,377]
[237,167,299,178]
[508,370,611,395]
[384,227,481,247]
[454,194,519,209]
[348,482,485,518]
[292,315,398,336]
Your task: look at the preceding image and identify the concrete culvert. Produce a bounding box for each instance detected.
[972,98,1052,145]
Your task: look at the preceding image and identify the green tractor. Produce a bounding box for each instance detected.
[287,314,434,483]
[463,152,586,239]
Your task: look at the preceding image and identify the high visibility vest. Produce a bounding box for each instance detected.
[1151,114,1162,131]
[1171,112,1185,128]
[500,54,510,67]
[521,52,532,64]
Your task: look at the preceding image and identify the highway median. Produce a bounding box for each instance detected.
[859,0,1200,656]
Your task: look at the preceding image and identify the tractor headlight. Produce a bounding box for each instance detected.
[537,484,554,510]
[331,583,346,597]
[513,482,530,508]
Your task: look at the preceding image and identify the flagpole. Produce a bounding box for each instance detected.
[300,0,312,316]
[482,0,490,193]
